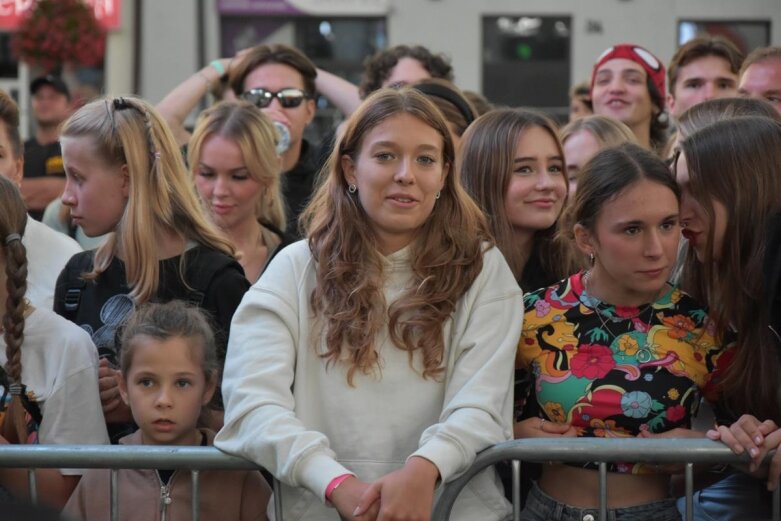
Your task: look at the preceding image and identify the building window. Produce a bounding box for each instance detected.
[678,20,771,55]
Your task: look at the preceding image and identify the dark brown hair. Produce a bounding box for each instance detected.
[359,45,453,99]
[229,44,317,97]
[668,37,744,93]
[678,116,781,422]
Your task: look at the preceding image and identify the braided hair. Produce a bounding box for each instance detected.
[0,176,29,443]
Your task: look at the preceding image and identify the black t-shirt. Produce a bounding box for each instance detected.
[53,244,250,364]
[283,139,319,239]
[23,138,65,221]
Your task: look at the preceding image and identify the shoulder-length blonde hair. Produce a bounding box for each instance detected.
[188,100,286,231]
[559,114,637,148]
[459,108,577,284]
[678,116,781,423]
[301,88,492,385]
[61,96,235,303]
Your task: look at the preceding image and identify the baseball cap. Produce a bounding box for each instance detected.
[30,75,70,99]
[591,44,666,109]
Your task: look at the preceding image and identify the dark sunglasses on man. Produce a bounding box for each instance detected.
[240,87,310,109]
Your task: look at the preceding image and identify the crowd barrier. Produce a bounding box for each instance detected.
[0,438,777,521]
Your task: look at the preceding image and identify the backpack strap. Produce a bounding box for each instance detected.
[181,246,241,306]
[60,252,95,323]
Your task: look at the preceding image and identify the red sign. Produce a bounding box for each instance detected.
[0,0,121,30]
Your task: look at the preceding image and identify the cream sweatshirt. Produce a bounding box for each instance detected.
[216,240,522,520]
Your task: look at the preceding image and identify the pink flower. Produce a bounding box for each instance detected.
[535,299,551,317]
[571,344,616,379]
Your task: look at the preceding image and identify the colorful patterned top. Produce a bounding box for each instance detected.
[516,272,724,474]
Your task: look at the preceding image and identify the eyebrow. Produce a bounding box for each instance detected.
[614,214,679,226]
[198,162,248,173]
[370,141,440,152]
[514,155,563,163]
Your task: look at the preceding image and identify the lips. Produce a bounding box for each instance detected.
[152,419,176,432]
[211,203,234,215]
[387,193,418,203]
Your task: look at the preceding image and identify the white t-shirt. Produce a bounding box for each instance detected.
[22,217,82,310]
[0,307,109,474]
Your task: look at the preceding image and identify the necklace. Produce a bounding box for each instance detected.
[580,271,658,363]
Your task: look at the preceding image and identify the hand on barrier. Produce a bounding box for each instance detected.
[514,417,578,439]
[707,414,781,489]
[353,456,438,521]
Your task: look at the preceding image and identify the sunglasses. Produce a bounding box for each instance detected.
[241,87,310,109]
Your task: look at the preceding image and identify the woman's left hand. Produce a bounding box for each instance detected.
[707,414,781,488]
[353,456,439,521]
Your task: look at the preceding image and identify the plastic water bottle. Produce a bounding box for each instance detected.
[273,121,291,156]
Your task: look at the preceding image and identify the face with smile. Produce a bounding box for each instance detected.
[576,179,680,306]
[195,134,264,231]
[592,59,656,133]
[119,335,215,446]
[60,136,129,237]
[341,113,446,255]
[675,153,728,262]
[504,125,567,234]
[738,58,781,116]
[563,129,601,194]
[669,55,738,119]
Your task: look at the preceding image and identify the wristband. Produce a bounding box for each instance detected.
[325,473,353,502]
[210,59,226,77]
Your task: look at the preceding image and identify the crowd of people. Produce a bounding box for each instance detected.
[0,33,778,521]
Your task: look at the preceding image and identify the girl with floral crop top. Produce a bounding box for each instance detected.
[515,143,724,521]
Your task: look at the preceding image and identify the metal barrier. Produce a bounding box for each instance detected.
[431,438,781,521]
[0,439,777,521]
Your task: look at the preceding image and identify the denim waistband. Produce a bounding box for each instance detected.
[521,481,681,521]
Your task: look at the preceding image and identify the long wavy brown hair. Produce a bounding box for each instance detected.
[301,88,492,385]
[678,116,781,423]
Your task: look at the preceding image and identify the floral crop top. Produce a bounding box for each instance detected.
[516,272,724,474]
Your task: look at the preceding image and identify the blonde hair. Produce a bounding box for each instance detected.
[188,101,286,231]
[301,88,491,385]
[61,96,235,303]
[559,114,637,148]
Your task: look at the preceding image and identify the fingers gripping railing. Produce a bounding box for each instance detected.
[430,438,780,521]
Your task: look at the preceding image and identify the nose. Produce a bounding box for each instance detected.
[394,157,415,185]
[61,179,76,207]
[155,385,173,408]
[607,77,626,93]
[535,169,557,190]
[702,83,716,101]
[643,228,664,258]
[213,174,229,198]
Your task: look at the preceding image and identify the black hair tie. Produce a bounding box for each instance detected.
[413,83,476,125]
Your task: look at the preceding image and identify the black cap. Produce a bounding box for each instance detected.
[30,75,70,99]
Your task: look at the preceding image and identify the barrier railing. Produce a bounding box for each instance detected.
[431,438,780,521]
[0,439,776,521]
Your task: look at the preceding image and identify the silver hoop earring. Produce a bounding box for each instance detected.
[589,253,595,266]
[348,184,357,194]
[435,191,441,200]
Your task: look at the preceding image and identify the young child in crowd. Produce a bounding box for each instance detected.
[64,300,270,520]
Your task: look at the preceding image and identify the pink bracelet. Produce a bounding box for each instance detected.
[325,473,354,501]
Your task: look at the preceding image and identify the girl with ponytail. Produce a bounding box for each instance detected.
[53,97,249,439]
[0,176,107,508]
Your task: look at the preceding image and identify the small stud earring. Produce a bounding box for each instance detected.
[435,191,441,200]
[348,184,357,194]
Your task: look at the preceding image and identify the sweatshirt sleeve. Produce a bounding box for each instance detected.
[410,247,523,482]
[215,244,351,502]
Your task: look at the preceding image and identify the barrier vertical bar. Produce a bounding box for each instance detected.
[274,477,283,520]
[512,460,521,521]
[192,470,200,521]
[110,468,119,521]
[598,462,607,521]
[27,469,37,505]
[684,463,693,521]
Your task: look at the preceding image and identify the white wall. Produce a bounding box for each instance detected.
[131,0,781,101]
